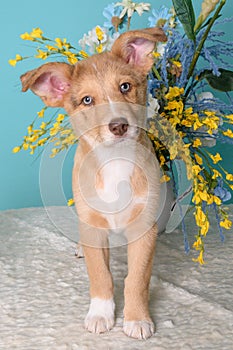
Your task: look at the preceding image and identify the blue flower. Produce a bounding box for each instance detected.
[147,76,161,97]
[214,179,231,202]
[148,6,171,29]
[103,3,126,33]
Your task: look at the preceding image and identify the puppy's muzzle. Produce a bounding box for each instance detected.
[108,118,129,136]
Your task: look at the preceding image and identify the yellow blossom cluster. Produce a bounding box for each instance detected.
[95,26,105,53]
[12,109,77,157]
[8,27,89,67]
[148,85,233,264]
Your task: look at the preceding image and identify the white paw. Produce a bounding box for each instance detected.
[85,298,115,334]
[123,320,155,340]
[75,244,84,258]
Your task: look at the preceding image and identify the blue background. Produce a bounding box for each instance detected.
[1,0,232,210]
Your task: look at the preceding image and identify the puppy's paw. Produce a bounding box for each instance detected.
[85,298,115,334]
[75,244,84,258]
[123,320,155,340]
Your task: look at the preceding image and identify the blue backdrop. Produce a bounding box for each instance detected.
[1,0,232,210]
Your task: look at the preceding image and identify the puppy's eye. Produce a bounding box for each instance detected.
[120,82,131,94]
[82,96,93,105]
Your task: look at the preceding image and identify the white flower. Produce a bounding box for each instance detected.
[197,91,214,101]
[78,26,119,54]
[115,0,150,19]
[147,94,160,118]
[156,42,166,57]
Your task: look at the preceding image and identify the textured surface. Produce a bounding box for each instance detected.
[0,206,233,350]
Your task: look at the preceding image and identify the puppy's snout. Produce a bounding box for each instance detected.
[108,118,129,136]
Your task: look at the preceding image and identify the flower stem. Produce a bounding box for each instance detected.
[152,66,162,80]
[187,0,226,80]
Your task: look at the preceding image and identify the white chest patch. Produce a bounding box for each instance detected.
[94,141,139,230]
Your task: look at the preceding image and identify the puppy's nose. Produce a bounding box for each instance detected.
[108,118,128,136]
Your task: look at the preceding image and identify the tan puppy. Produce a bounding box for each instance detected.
[21,27,166,340]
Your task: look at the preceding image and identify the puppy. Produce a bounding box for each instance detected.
[20,27,166,340]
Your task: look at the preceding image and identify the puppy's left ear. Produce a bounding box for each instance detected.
[111,27,167,74]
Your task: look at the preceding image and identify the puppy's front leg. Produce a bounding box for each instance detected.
[123,224,157,340]
[82,242,115,334]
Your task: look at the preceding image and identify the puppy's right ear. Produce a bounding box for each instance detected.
[20,62,74,107]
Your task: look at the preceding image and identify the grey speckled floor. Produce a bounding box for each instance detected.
[0,206,233,350]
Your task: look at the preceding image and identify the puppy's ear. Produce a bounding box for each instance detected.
[111,27,167,74]
[20,62,74,107]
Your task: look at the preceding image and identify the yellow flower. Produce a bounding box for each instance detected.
[193,118,203,130]
[220,218,232,230]
[68,54,78,65]
[8,54,22,67]
[37,108,46,118]
[56,114,65,122]
[194,207,209,236]
[12,146,21,153]
[202,116,219,133]
[20,32,33,40]
[27,125,33,134]
[153,52,160,58]
[194,153,203,165]
[159,155,166,166]
[30,145,38,155]
[210,152,222,164]
[95,26,104,41]
[165,100,183,113]
[193,138,202,148]
[38,138,48,146]
[193,236,203,250]
[50,148,60,158]
[223,129,233,138]
[67,198,75,206]
[201,220,209,236]
[20,27,43,41]
[192,250,205,265]
[165,86,184,99]
[212,169,221,179]
[213,195,221,205]
[55,38,70,50]
[31,27,43,38]
[22,143,29,150]
[226,173,233,181]
[225,114,233,121]
[35,49,48,60]
[169,144,178,160]
[28,134,39,143]
[199,190,209,202]
[160,174,170,183]
[46,45,58,51]
[96,44,103,53]
[172,60,182,68]
[192,165,202,176]
[185,107,193,115]
[63,51,78,65]
[195,207,207,226]
[40,122,47,130]
[79,50,89,58]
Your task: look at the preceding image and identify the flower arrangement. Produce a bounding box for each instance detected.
[10,0,233,264]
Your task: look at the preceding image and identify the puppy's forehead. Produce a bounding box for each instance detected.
[72,52,140,82]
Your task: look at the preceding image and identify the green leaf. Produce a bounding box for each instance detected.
[198,69,233,92]
[172,0,196,41]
